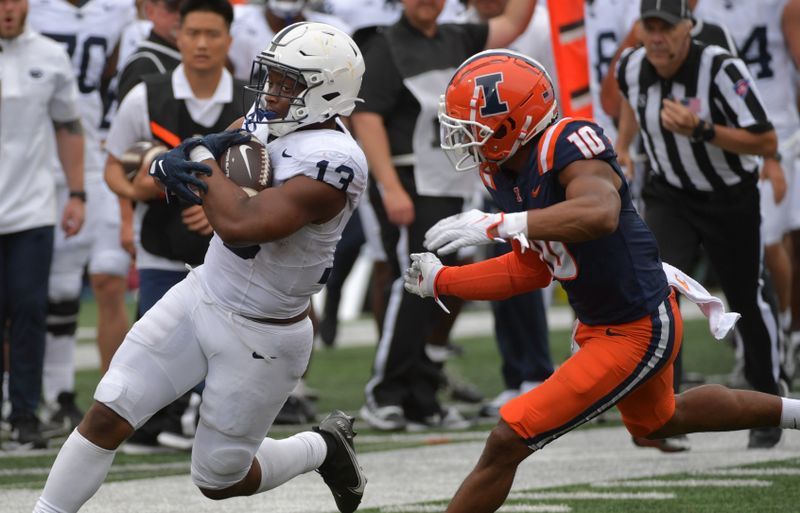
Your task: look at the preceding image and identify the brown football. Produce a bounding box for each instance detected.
[218,134,271,196]
[120,140,167,180]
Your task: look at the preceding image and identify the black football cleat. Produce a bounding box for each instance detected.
[314,410,367,513]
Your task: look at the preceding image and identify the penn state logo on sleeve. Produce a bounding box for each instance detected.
[268,131,367,204]
[537,118,615,175]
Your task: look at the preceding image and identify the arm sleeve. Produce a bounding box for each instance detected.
[713,56,773,132]
[435,241,553,300]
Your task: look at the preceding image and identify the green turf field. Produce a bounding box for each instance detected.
[7,297,791,513]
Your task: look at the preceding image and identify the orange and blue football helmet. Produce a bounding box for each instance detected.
[439,49,558,174]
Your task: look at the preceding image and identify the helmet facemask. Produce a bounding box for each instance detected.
[439,95,494,172]
[244,57,310,134]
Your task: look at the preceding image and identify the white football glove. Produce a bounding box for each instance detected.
[403,252,450,313]
[424,209,506,255]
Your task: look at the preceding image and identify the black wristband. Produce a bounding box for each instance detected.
[690,119,715,143]
[702,121,716,142]
[69,190,87,202]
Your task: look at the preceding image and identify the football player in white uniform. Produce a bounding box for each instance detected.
[693,0,800,372]
[33,22,368,513]
[27,0,136,428]
[584,0,640,142]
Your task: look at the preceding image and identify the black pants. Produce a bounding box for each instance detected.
[0,226,54,422]
[365,169,463,421]
[643,178,780,395]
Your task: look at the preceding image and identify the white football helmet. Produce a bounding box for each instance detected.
[244,22,365,137]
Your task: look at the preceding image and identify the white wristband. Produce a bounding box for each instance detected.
[497,211,529,239]
[189,146,214,163]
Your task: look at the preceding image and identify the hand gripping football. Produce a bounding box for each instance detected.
[120,140,167,180]
[218,134,272,196]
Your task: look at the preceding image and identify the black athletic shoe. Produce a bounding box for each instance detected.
[50,392,84,431]
[314,410,367,513]
[274,396,316,425]
[10,414,48,449]
[748,426,782,449]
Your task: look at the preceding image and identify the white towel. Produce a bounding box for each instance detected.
[662,262,740,340]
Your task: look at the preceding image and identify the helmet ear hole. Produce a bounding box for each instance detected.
[493,124,507,139]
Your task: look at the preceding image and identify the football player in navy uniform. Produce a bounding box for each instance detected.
[404,49,800,513]
[34,23,367,513]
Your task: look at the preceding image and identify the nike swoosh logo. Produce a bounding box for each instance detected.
[605,328,624,337]
[532,185,542,198]
[157,161,165,177]
[252,352,276,360]
[282,149,293,158]
[339,433,367,495]
[238,145,254,180]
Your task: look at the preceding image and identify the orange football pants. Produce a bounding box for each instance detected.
[501,290,683,449]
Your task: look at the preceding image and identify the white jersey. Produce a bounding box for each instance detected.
[694,0,799,138]
[228,5,351,81]
[196,122,368,318]
[584,0,640,141]
[28,0,136,181]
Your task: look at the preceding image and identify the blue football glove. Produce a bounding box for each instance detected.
[181,129,252,160]
[149,146,212,205]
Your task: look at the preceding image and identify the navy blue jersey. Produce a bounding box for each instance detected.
[483,118,669,325]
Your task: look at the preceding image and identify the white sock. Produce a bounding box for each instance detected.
[43,333,76,404]
[779,397,800,429]
[254,431,327,493]
[33,429,116,513]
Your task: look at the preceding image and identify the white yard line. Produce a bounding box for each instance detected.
[5,426,799,512]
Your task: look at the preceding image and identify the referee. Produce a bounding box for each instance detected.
[615,0,783,448]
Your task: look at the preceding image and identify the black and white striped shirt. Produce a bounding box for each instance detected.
[617,41,773,192]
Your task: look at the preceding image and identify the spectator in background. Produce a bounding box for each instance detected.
[457,0,556,418]
[117,0,184,101]
[27,0,135,433]
[104,0,246,452]
[227,0,349,81]
[692,0,800,382]
[115,0,154,75]
[351,0,537,432]
[0,0,85,448]
[615,0,784,449]
[584,0,640,144]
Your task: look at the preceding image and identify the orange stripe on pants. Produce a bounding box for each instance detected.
[501,290,683,449]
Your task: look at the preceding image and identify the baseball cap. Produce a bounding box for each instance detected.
[640,0,692,25]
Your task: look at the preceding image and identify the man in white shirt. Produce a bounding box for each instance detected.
[0,0,84,449]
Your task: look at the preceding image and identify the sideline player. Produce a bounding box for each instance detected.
[404,49,800,513]
[27,0,136,428]
[33,22,367,513]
